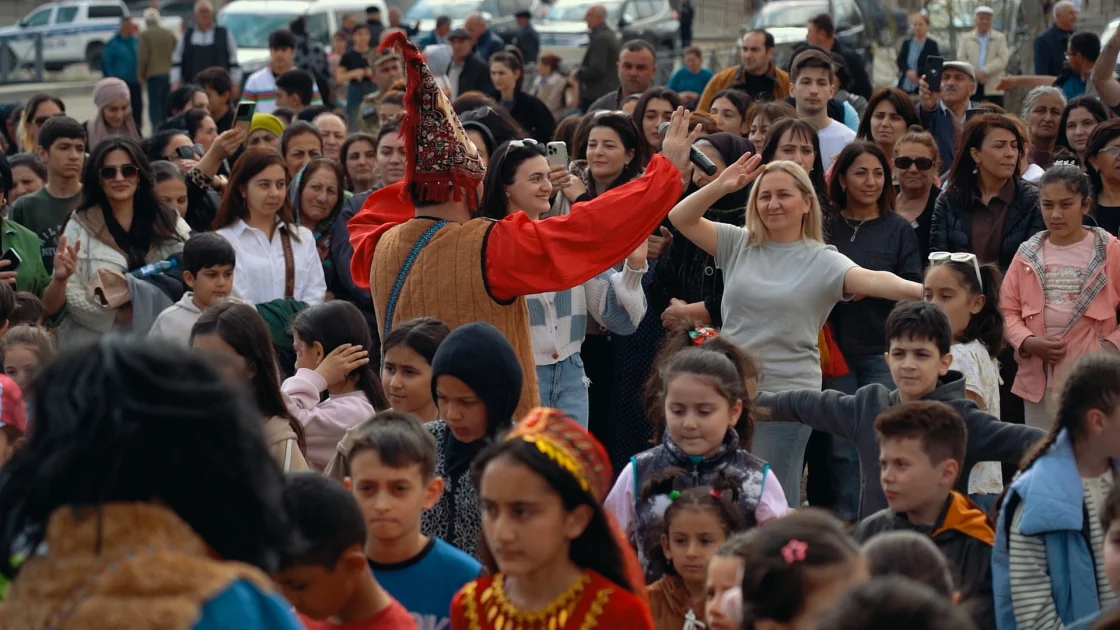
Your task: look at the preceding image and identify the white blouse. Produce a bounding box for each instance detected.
[215,219,327,305]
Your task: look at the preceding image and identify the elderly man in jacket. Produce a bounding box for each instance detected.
[956,6,1010,106]
[578,4,621,111]
[918,61,979,171]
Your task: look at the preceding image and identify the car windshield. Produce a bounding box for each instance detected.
[404,0,479,20]
[545,1,621,21]
[749,3,826,28]
[220,11,302,48]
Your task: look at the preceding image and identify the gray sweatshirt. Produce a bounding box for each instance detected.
[756,371,1044,519]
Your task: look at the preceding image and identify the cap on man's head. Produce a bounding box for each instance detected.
[943,61,976,81]
[366,5,381,13]
[974,5,994,15]
[448,27,471,40]
[515,9,532,18]
[372,49,402,67]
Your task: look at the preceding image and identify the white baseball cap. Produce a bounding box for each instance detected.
[975,5,995,15]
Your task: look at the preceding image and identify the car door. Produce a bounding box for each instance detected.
[834,0,867,57]
[6,5,55,63]
[45,5,81,64]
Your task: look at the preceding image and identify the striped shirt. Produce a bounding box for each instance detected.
[1009,472,1117,629]
[242,67,323,115]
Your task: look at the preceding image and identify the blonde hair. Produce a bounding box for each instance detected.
[1,324,56,369]
[744,161,823,247]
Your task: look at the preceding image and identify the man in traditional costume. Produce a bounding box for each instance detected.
[349,32,695,420]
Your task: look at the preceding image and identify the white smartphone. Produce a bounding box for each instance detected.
[546,141,569,168]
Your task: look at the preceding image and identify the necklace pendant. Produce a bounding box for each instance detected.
[850,230,857,242]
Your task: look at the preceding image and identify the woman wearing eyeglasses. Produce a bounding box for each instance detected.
[930,114,1044,272]
[1085,119,1120,237]
[15,94,64,154]
[54,136,190,349]
[476,140,647,427]
[893,128,941,261]
[144,130,222,233]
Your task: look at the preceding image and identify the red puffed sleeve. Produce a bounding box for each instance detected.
[347,183,415,290]
[483,154,683,302]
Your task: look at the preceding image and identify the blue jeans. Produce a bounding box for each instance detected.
[753,422,814,508]
[147,74,170,130]
[537,353,590,428]
[820,353,894,519]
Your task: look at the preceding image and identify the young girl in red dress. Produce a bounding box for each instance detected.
[450,408,653,630]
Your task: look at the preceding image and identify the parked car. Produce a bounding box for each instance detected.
[404,0,541,41]
[0,0,182,71]
[747,0,875,71]
[217,0,387,77]
[532,0,679,67]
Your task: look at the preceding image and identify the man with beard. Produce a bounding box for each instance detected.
[919,61,979,169]
[698,30,791,110]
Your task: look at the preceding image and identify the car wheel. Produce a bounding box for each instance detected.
[86,42,104,72]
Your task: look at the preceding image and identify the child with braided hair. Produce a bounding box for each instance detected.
[641,468,749,630]
[993,353,1120,629]
[605,324,787,583]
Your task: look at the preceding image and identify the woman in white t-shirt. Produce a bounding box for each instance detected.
[668,158,923,507]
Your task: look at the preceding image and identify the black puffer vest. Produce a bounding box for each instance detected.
[631,429,768,582]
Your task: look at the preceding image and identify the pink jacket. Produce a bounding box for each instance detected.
[281,368,377,470]
[1000,228,1120,402]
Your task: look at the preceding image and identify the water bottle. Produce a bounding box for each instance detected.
[131,258,179,279]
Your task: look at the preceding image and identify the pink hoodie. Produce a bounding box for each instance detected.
[281,368,377,470]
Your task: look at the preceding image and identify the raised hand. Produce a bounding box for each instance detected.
[315,343,371,386]
[53,235,80,283]
[212,127,247,159]
[714,152,765,195]
[660,107,704,180]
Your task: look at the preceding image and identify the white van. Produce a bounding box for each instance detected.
[218,0,388,76]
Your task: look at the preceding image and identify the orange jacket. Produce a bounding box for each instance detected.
[697,63,792,112]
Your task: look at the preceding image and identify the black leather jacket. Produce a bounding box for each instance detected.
[929,179,1045,271]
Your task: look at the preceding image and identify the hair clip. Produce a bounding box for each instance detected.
[781,539,808,564]
[668,490,681,500]
[709,489,723,500]
[1053,160,1078,167]
[688,326,717,345]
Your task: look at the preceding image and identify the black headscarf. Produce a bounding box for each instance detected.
[693,132,754,210]
[430,321,524,472]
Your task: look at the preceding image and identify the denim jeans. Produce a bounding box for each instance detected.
[537,353,590,428]
[753,422,814,508]
[147,74,170,130]
[819,353,895,519]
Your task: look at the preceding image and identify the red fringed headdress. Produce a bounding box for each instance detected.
[378,32,486,210]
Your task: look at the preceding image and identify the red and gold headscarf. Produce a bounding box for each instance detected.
[505,408,613,503]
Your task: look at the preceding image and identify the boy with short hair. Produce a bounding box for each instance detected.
[194,66,235,132]
[244,29,322,115]
[789,48,854,169]
[855,400,996,630]
[755,301,1042,519]
[10,116,85,272]
[275,471,417,629]
[345,411,481,629]
[148,233,235,347]
[275,69,321,114]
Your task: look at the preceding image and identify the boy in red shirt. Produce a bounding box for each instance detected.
[275,472,417,630]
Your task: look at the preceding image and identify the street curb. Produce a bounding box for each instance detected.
[0,79,100,102]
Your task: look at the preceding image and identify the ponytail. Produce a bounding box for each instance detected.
[997,353,1120,518]
[644,319,759,449]
[638,466,747,577]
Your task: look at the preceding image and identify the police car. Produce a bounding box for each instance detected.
[0,0,182,71]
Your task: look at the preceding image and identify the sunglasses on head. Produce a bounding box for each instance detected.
[99,164,139,181]
[507,138,541,149]
[592,110,628,119]
[894,156,934,171]
[928,251,983,289]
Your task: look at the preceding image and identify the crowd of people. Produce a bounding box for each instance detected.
[4,0,1120,628]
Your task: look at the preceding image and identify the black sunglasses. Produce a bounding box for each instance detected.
[894,156,934,171]
[99,164,139,180]
[33,113,62,126]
